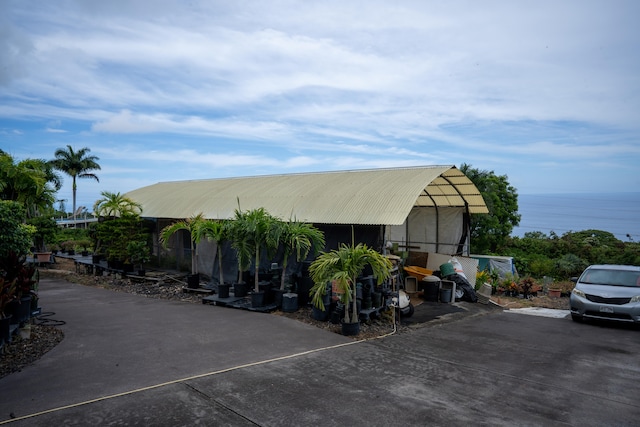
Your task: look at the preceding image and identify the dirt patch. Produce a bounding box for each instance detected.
[1,325,64,379]
[490,294,570,310]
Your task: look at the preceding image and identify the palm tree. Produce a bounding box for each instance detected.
[51,145,101,225]
[159,213,208,277]
[93,191,142,218]
[277,220,325,291]
[200,219,231,286]
[309,242,392,325]
[232,207,280,292]
[0,151,60,217]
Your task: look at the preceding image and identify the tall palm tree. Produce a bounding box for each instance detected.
[51,145,101,224]
[93,191,142,218]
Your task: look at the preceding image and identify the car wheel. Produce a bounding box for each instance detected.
[571,313,583,322]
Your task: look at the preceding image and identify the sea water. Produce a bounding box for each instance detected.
[511,192,640,242]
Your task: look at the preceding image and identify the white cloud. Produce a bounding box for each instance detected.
[92,110,163,133]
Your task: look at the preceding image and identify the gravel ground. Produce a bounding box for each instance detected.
[1,258,570,379]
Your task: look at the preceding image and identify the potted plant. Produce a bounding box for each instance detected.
[77,239,92,257]
[61,240,77,255]
[309,239,392,336]
[518,277,540,298]
[127,240,151,276]
[231,207,280,307]
[274,219,325,307]
[28,216,57,263]
[200,219,232,297]
[0,252,38,328]
[0,276,17,344]
[229,216,251,297]
[160,213,208,289]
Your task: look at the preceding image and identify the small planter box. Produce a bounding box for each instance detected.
[33,252,52,267]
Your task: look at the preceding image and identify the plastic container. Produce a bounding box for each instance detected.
[282,293,298,312]
[439,262,455,277]
[440,288,452,303]
[422,276,440,302]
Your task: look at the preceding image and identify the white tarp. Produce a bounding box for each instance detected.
[387,206,467,255]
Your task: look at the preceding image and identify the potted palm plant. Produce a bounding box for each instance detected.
[275,219,325,307]
[200,219,231,297]
[309,241,392,336]
[232,207,280,307]
[160,213,208,289]
[229,214,251,297]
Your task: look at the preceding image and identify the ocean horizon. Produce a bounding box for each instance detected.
[511,192,640,242]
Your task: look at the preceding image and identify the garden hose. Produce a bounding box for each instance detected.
[34,312,66,327]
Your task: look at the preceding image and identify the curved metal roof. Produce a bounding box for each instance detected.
[125,165,488,225]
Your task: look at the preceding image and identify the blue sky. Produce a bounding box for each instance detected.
[1,0,639,213]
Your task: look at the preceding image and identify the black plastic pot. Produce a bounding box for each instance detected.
[312,306,329,321]
[271,288,286,307]
[8,296,31,326]
[187,274,199,289]
[341,321,360,336]
[0,314,12,344]
[251,291,266,308]
[296,276,313,306]
[217,283,230,298]
[282,293,298,313]
[259,282,272,303]
[330,303,344,324]
[233,283,248,297]
[372,291,382,308]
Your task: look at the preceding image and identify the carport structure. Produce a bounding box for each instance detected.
[125,165,488,280]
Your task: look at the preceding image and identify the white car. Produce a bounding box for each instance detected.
[570,264,640,324]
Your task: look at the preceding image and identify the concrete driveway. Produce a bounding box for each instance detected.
[1,278,639,426]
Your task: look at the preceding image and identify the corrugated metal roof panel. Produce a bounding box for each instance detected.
[125,165,488,225]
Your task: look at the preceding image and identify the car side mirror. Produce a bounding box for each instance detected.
[570,277,578,283]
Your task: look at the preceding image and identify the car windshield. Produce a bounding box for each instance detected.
[579,268,640,287]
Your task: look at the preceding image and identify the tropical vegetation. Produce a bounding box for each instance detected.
[93,191,142,217]
[0,150,61,218]
[199,219,231,286]
[277,219,325,291]
[231,207,281,292]
[500,229,640,279]
[160,213,209,276]
[309,242,392,324]
[460,163,521,254]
